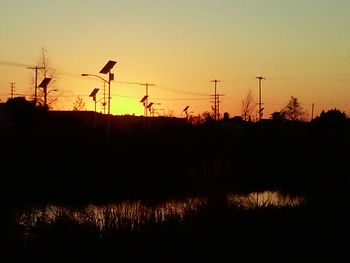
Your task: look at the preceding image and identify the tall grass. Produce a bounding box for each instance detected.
[11,199,350,261]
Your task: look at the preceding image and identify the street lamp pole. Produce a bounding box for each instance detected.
[89,88,100,113]
[81,74,108,87]
[82,60,117,141]
[106,71,115,115]
[82,60,117,115]
[99,60,117,116]
[38,77,52,110]
[82,74,110,139]
[81,73,110,113]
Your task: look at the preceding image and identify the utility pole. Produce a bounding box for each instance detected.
[10,83,15,99]
[211,94,225,120]
[217,94,225,120]
[311,103,314,121]
[256,76,266,121]
[140,83,155,117]
[211,79,220,120]
[27,66,45,106]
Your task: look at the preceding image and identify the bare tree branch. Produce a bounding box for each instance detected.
[241,89,256,121]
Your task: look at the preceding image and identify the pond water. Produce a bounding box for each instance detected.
[17,197,207,232]
[17,191,305,234]
[227,190,304,208]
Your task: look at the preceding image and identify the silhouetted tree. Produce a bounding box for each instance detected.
[312,108,347,128]
[231,116,243,122]
[73,96,85,111]
[281,96,307,121]
[34,47,61,109]
[318,108,347,121]
[241,89,256,121]
[3,97,36,123]
[271,111,286,121]
[201,111,214,123]
[164,109,174,117]
[189,114,202,125]
[223,112,230,121]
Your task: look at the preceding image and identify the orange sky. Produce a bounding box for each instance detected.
[1,0,349,119]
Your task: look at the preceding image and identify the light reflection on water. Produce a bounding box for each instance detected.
[227,191,305,208]
[17,197,207,232]
[17,191,304,232]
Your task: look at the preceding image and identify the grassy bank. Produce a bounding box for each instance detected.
[5,199,349,262]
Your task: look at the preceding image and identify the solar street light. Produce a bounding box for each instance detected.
[89,88,100,112]
[38,77,51,109]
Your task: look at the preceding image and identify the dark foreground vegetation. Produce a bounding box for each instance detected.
[3,200,350,262]
[1,98,349,204]
[1,97,349,261]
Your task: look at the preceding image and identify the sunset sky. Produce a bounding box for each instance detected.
[1,0,349,118]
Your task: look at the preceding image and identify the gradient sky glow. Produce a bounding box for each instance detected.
[1,0,349,118]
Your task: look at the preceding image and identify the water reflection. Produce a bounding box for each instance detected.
[17,197,207,232]
[17,191,304,235]
[227,191,305,208]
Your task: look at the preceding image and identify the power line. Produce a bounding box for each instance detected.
[153,97,211,101]
[0,60,30,68]
[83,77,209,97]
[221,78,253,82]
[155,85,210,96]
[0,60,47,105]
[1,60,210,98]
[52,92,211,102]
[116,81,145,85]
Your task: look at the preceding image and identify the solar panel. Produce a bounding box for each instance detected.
[89,88,100,97]
[146,102,154,108]
[38,77,52,88]
[183,106,189,112]
[140,95,148,103]
[99,60,117,74]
